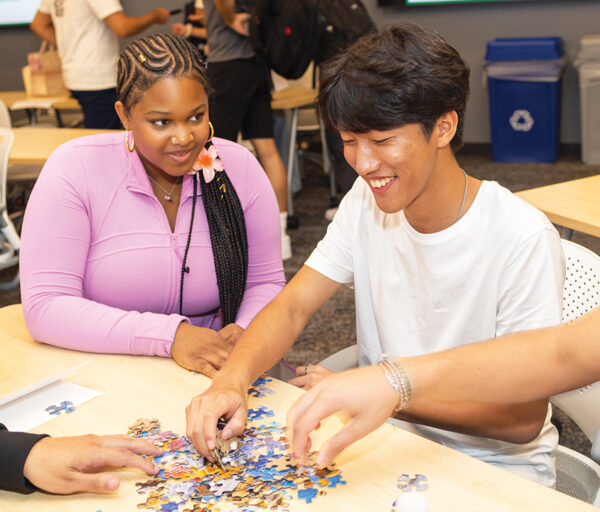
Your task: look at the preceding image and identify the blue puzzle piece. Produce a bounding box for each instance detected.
[45,401,75,415]
[247,405,275,422]
[297,487,318,503]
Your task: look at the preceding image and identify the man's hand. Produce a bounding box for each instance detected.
[186,375,249,457]
[289,364,333,390]
[23,435,162,494]
[171,323,235,377]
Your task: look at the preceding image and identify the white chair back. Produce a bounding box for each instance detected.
[0,100,11,129]
[0,127,20,254]
[551,240,600,441]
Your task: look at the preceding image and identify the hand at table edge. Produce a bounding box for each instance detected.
[23,434,162,494]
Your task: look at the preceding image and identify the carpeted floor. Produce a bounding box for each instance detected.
[1,142,598,458]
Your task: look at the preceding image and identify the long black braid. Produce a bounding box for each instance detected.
[117,33,249,326]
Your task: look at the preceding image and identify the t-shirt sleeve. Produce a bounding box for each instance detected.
[38,0,51,15]
[304,182,360,285]
[232,149,286,328]
[496,227,565,336]
[0,424,48,494]
[86,0,123,21]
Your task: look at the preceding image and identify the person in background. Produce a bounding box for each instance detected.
[30,0,170,129]
[172,0,208,58]
[19,33,285,377]
[0,423,162,494]
[287,306,600,467]
[202,0,292,260]
[184,23,564,487]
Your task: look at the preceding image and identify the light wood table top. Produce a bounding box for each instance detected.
[516,174,600,237]
[9,126,119,166]
[0,90,80,111]
[0,304,594,511]
[271,87,317,110]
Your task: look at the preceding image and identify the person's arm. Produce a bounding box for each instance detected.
[402,306,600,404]
[104,8,170,38]
[213,0,250,36]
[287,306,600,467]
[0,424,48,493]
[30,10,56,46]
[185,266,342,457]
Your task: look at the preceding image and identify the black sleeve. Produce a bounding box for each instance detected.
[0,423,49,494]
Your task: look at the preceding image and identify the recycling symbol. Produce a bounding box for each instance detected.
[509,109,534,132]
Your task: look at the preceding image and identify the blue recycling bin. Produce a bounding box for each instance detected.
[485,37,565,162]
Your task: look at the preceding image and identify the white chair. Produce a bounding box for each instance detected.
[551,239,600,505]
[0,100,11,129]
[0,127,20,290]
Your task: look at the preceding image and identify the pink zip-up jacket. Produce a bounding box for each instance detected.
[20,133,286,357]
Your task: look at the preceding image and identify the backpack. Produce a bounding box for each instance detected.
[316,0,375,64]
[243,0,374,80]
[246,0,321,80]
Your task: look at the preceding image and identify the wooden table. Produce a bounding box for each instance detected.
[516,174,600,239]
[0,304,594,511]
[9,126,119,167]
[0,91,80,126]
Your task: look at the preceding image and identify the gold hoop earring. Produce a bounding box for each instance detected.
[207,121,214,143]
[125,130,135,152]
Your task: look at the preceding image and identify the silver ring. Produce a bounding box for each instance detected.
[304,363,312,376]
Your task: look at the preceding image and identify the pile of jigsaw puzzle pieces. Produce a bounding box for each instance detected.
[128,378,346,511]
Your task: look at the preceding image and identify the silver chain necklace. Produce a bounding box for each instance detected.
[456,168,469,222]
[147,174,182,202]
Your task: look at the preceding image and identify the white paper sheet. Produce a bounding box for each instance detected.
[0,379,101,431]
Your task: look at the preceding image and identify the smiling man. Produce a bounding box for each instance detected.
[185,23,565,487]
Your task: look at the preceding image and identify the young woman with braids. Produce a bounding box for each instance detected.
[19,33,285,377]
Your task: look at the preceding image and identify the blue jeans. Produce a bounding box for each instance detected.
[70,88,121,129]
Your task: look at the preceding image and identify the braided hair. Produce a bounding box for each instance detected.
[117,33,248,326]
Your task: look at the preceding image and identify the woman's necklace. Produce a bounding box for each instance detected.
[147,174,182,202]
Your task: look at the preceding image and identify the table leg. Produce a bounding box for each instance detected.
[563,228,573,240]
[286,108,298,217]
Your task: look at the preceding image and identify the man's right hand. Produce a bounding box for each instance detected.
[153,8,171,25]
[186,374,249,457]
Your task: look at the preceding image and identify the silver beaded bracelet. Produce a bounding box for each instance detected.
[378,357,412,411]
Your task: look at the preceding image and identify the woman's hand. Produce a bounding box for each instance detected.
[23,435,162,494]
[171,323,235,377]
[286,365,398,467]
[218,323,244,345]
[289,364,333,390]
[186,373,249,457]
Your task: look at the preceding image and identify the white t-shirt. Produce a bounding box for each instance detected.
[306,178,565,487]
[39,0,122,90]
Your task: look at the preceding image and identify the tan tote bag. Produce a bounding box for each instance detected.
[26,41,67,96]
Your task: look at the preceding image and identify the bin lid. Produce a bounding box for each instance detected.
[486,37,563,61]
